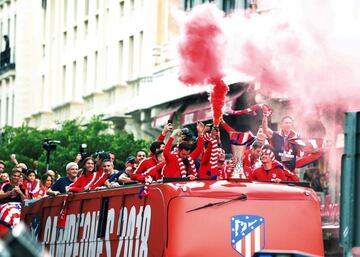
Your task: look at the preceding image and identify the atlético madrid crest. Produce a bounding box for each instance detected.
[231,215,265,257]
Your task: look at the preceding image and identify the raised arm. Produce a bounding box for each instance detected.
[164,129,181,158]
[262,114,273,139]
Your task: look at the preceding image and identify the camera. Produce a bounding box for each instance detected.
[181,127,190,135]
[92,150,110,161]
[42,139,60,152]
[79,143,88,159]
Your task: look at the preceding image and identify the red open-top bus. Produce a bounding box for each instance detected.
[21,179,324,257]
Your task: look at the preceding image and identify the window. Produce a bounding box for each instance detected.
[119,1,125,16]
[11,94,14,125]
[72,61,77,100]
[128,36,134,78]
[83,56,88,92]
[95,14,99,33]
[41,75,45,107]
[64,0,67,26]
[84,20,88,39]
[62,65,67,102]
[94,51,98,90]
[184,0,194,11]
[5,96,8,125]
[85,0,89,16]
[42,44,46,57]
[73,26,77,46]
[74,0,78,22]
[222,0,236,13]
[42,0,47,9]
[139,31,143,73]
[118,40,123,81]
[63,31,67,49]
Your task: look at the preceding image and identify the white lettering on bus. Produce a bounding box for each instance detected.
[65,214,76,257]
[139,205,151,257]
[43,205,151,257]
[105,208,115,256]
[116,207,128,257]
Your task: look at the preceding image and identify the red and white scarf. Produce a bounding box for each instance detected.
[218,159,235,179]
[178,156,197,178]
[228,104,272,117]
[141,176,153,198]
[209,137,219,175]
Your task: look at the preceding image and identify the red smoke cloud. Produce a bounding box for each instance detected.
[176,0,359,205]
[178,4,225,85]
[177,4,228,126]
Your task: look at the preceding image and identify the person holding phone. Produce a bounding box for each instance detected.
[0,168,26,204]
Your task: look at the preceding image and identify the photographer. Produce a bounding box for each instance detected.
[162,122,205,179]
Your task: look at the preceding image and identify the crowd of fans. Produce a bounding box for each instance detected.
[0,106,327,217]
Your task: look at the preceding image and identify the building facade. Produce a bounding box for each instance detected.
[0,0,43,128]
[0,0,258,139]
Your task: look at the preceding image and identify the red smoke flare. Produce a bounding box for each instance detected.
[209,77,229,127]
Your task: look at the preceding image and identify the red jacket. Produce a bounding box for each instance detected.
[68,171,98,192]
[163,136,204,178]
[134,157,157,174]
[249,162,286,181]
[133,162,165,182]
[243,149,262,172]
[89,169,109,189]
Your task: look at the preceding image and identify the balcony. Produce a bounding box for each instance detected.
[0,47,15,77]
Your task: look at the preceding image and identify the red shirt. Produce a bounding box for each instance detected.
[35,186,47,198]
[198,139,218,179]
[22,179,40,199]
[249,163,286,182]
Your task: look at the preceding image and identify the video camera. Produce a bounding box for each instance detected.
[42,139,60,152]
[79,143,88,159]
[92,150,110,161]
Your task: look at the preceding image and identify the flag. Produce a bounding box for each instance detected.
[229,131,256,146]
[231,215,265,257]
[0,202,22,227]
[57,195,68,229]
[289,138,323,168]
[289,138,324,152]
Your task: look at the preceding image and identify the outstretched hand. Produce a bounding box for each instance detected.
[196,122,205,136]
[171,129,182,138]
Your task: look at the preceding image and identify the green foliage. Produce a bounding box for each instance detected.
[0,117,150,176]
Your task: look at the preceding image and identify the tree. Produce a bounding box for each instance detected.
[0,117,150,176]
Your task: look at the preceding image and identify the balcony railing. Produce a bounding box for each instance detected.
[0,48,15,76]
